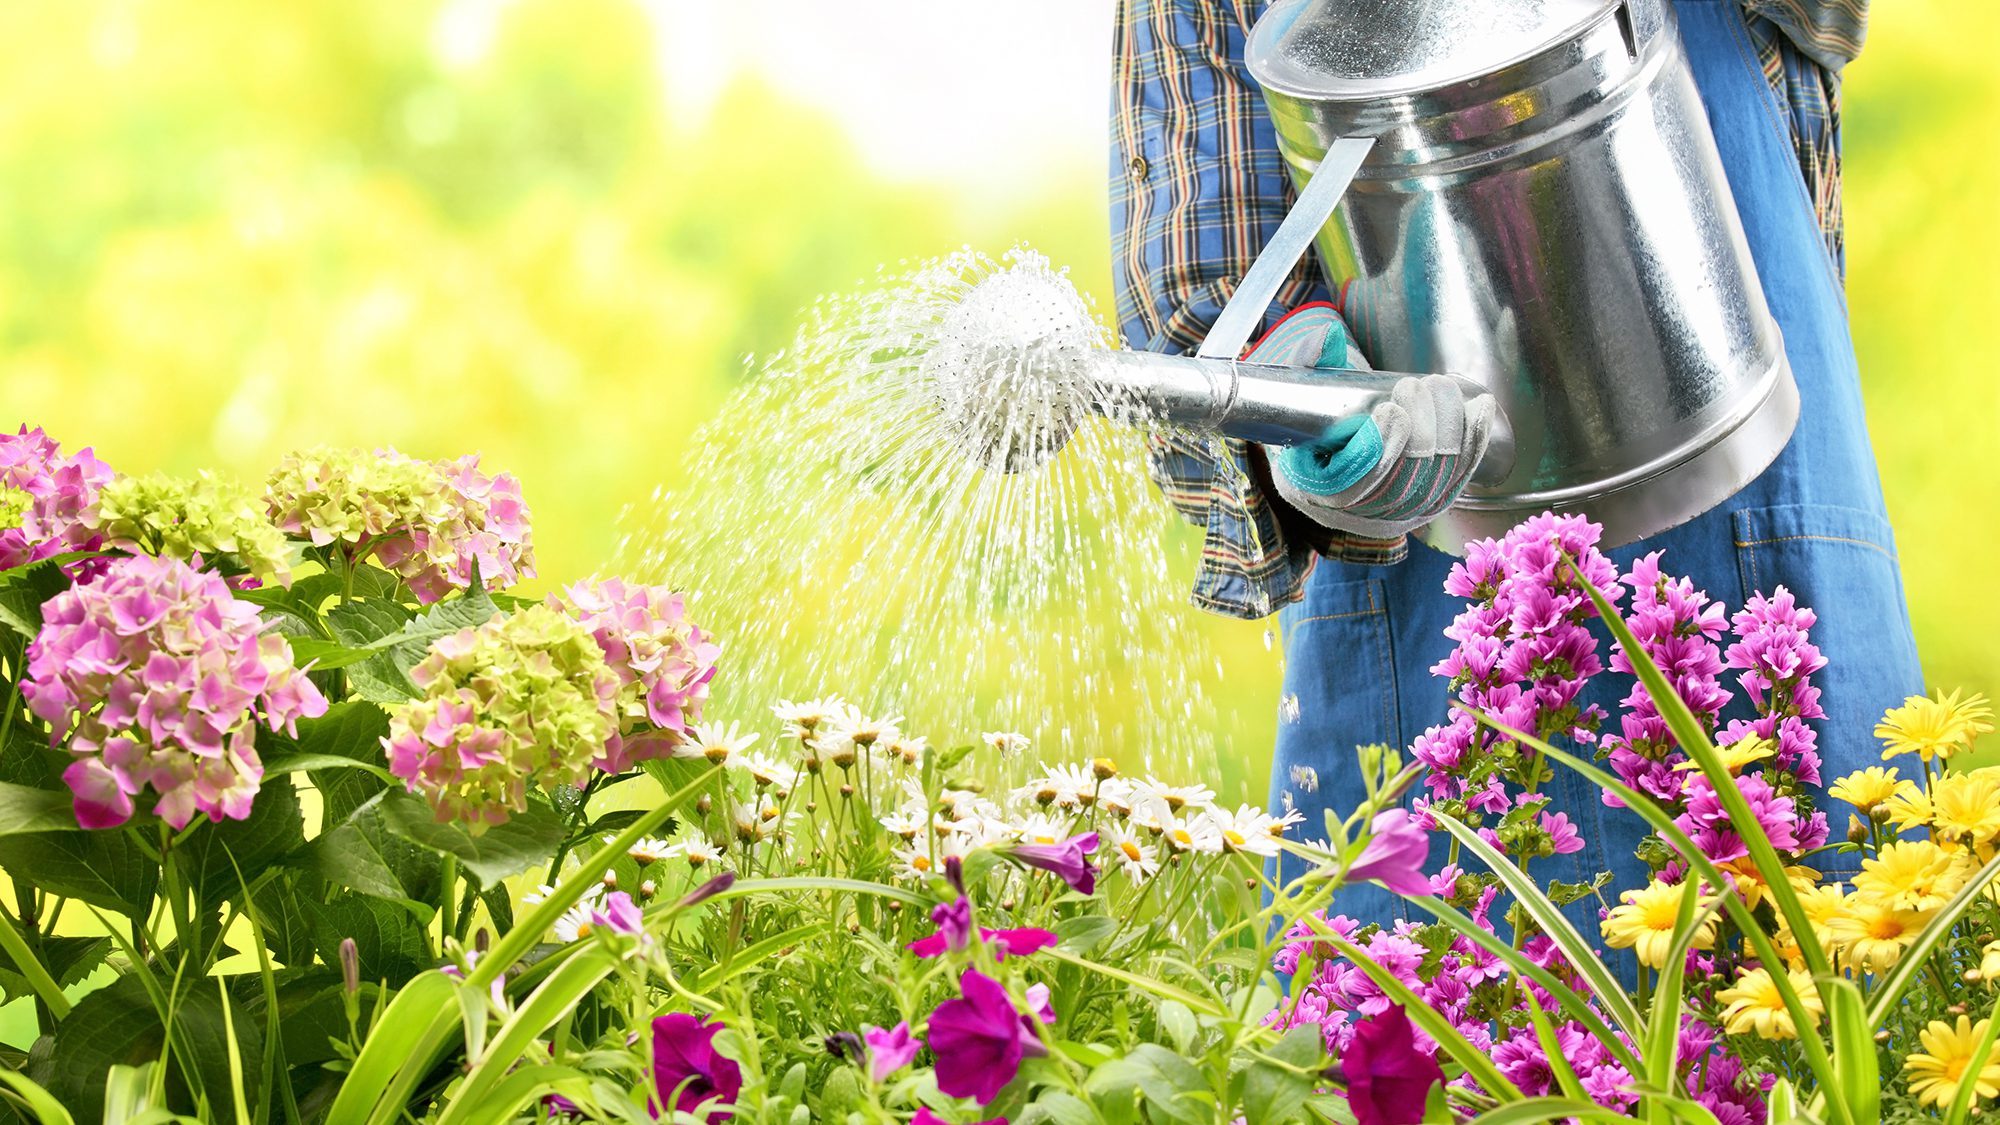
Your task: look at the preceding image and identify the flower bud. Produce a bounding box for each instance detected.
[696,794,712,816]
[676,871,737,910]
[339,938,360,996]
[639,879,658,901]
[1091,758,1119,781]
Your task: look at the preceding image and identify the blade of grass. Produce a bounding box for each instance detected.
[1429,810,1645,1040]
[1572,564,1831,980]
[217,978,251,1125]
[1519,989,1592,1104]
[318,970,459,1125]
[1044,949,1229,1018]
[1318,929,1523,1100]
[1645,882,1725,1108]
[1469,1097,1638,1124]
[1399,895,1642,1076]
[0,906,67,1018]
[1946,989,2000,1125]
[1821,976,1876,1125]
[1865,850,2000,1025]
[1475,719,1856,1125]
[436,949,618,1125]
[0,1068,76,1124]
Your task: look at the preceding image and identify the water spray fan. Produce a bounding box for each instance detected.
[938,0,1803,557]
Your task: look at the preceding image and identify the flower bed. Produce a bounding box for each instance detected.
[0,423,1994,1124]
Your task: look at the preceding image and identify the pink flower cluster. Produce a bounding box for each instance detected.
[373,455,534,604]
[0,426,114,571]
[1266,903,1766,1121]
[20,555,326,829]
[1410,513,1623,854]
[555,578,721,774]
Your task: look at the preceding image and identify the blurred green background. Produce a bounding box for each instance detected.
[5,0,1993,798]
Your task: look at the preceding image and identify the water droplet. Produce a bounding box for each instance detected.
[1262,629,1275,651]
[1280,693,1301,724]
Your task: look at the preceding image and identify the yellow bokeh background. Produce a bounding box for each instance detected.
[5,0,1993,800]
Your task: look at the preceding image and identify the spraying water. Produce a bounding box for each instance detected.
[614,248,1230,781]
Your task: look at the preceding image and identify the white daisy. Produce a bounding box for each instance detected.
[1145,778,1217,814]
[675,720,759,766]
[519,883,559,906]
[885,735,928,767]
[982,731,1032,757]
[1013,812,1071,847]
[679,836,724,868]
[1105,827,1161,883]
[1096,777,1137,818]
[892,846,940,881]
[1012,764,1097,810]
[1206,804,1283,857]
[623,835,678,865]
[879,809,926,841]
[1162,816,1223,855]
[839,711,904,751]
[773,695,849,740]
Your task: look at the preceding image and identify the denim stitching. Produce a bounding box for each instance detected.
[1732,533,1897,563]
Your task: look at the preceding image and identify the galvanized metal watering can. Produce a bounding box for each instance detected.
[1069,0,1799,553]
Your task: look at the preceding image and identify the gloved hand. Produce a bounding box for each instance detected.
[1253,305,1495,540]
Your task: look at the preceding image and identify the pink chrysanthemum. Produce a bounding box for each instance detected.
[0,426,115,572]
[20,555,326,829]
[554,578,721,774]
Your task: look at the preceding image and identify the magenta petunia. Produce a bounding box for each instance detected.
[863,1021,920,1082]
[651,1013,743,1119]
[1340,1004,1444,1125]
[1009,832,1099,895]
[1347,810,1434,896]
[913,1110,1006,1125]
[926,969,1048,1105]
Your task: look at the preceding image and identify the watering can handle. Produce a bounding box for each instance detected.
[1198,135,1375,361]
[1190,133,1514,490]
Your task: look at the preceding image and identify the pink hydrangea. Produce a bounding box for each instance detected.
[371,455,535,604]
[554,578,721,774]
[20,555,326,829]
[0,426,115,571]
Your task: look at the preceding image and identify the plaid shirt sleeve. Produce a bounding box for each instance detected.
[1110,0,1856,620]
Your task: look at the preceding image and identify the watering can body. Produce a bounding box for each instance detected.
[1246,0,1798,552]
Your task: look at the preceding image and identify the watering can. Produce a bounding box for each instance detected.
[1066,0,1799,553]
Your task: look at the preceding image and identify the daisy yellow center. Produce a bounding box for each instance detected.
[1120,841,1144,862]
[1868,913,1912,941]
[1170,828,1193,846]
[911,855,931,872]
[1223,829,1247,848]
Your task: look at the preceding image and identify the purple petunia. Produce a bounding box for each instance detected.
[927,969,1049,1105]
[1010,832,1099,895]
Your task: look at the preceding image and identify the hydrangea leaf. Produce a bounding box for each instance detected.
[35,973,259,1122]
[179,774,307,907]
[0,780,83,835]
[306,790,442,904]
[0,824,159,916]
[375,789,564,889]
[303,893,431,988]
[0,556,69,640]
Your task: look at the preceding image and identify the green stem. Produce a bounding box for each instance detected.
[439,854,457,958]
[0,901,67,1018]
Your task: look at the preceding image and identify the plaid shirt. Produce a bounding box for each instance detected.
[1111,0,1865,620]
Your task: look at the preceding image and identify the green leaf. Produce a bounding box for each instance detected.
[0,557,70,640]
[326,599,420,702]
[250,873,321,968]
[267,700,394,780]
[1053,914,1120,958]
[0,824,159,916]
[1241,1023,1322,1125]
[0,1066,76,1125]
[1823,976,1878,1125]
[307,790,442,903]
[1085,1044,1209,1125]
[317,969,460,1125]
[0,934,110,1003]
[1020,1092,1099,1125]
[376,789,562,888]
[0,781,83,835]
[180,774,306,906]
[305,894,430,987]
[34,974,260,1123]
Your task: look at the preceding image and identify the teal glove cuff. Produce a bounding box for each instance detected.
[1275,415,1383,497]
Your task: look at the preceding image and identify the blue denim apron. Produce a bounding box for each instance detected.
[1272,0,1925,928]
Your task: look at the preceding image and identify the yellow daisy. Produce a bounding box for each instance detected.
[1600,880,1716,969]
[1827,766,1911,813]
[1877,689,1995,764]
[1824,899,1927,972]
[1672,736,1774,776]
[1979,939,2000,981]
[1852,840,1973,914]
[1883,786,1935,834]
[1904,1016,2000,1110]
[1716,966,1822,1040]
[1775,882,1847,968]
[1930,770,2000,854]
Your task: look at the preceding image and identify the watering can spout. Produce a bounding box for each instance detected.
[1075,349,1516,489]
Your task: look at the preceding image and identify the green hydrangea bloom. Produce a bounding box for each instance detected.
[0,484,29,534]
[92,471,293,585]
[264,447,451,551]
[384,605,619,828]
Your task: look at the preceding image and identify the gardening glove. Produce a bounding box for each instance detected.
[1253,305,1495,541]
